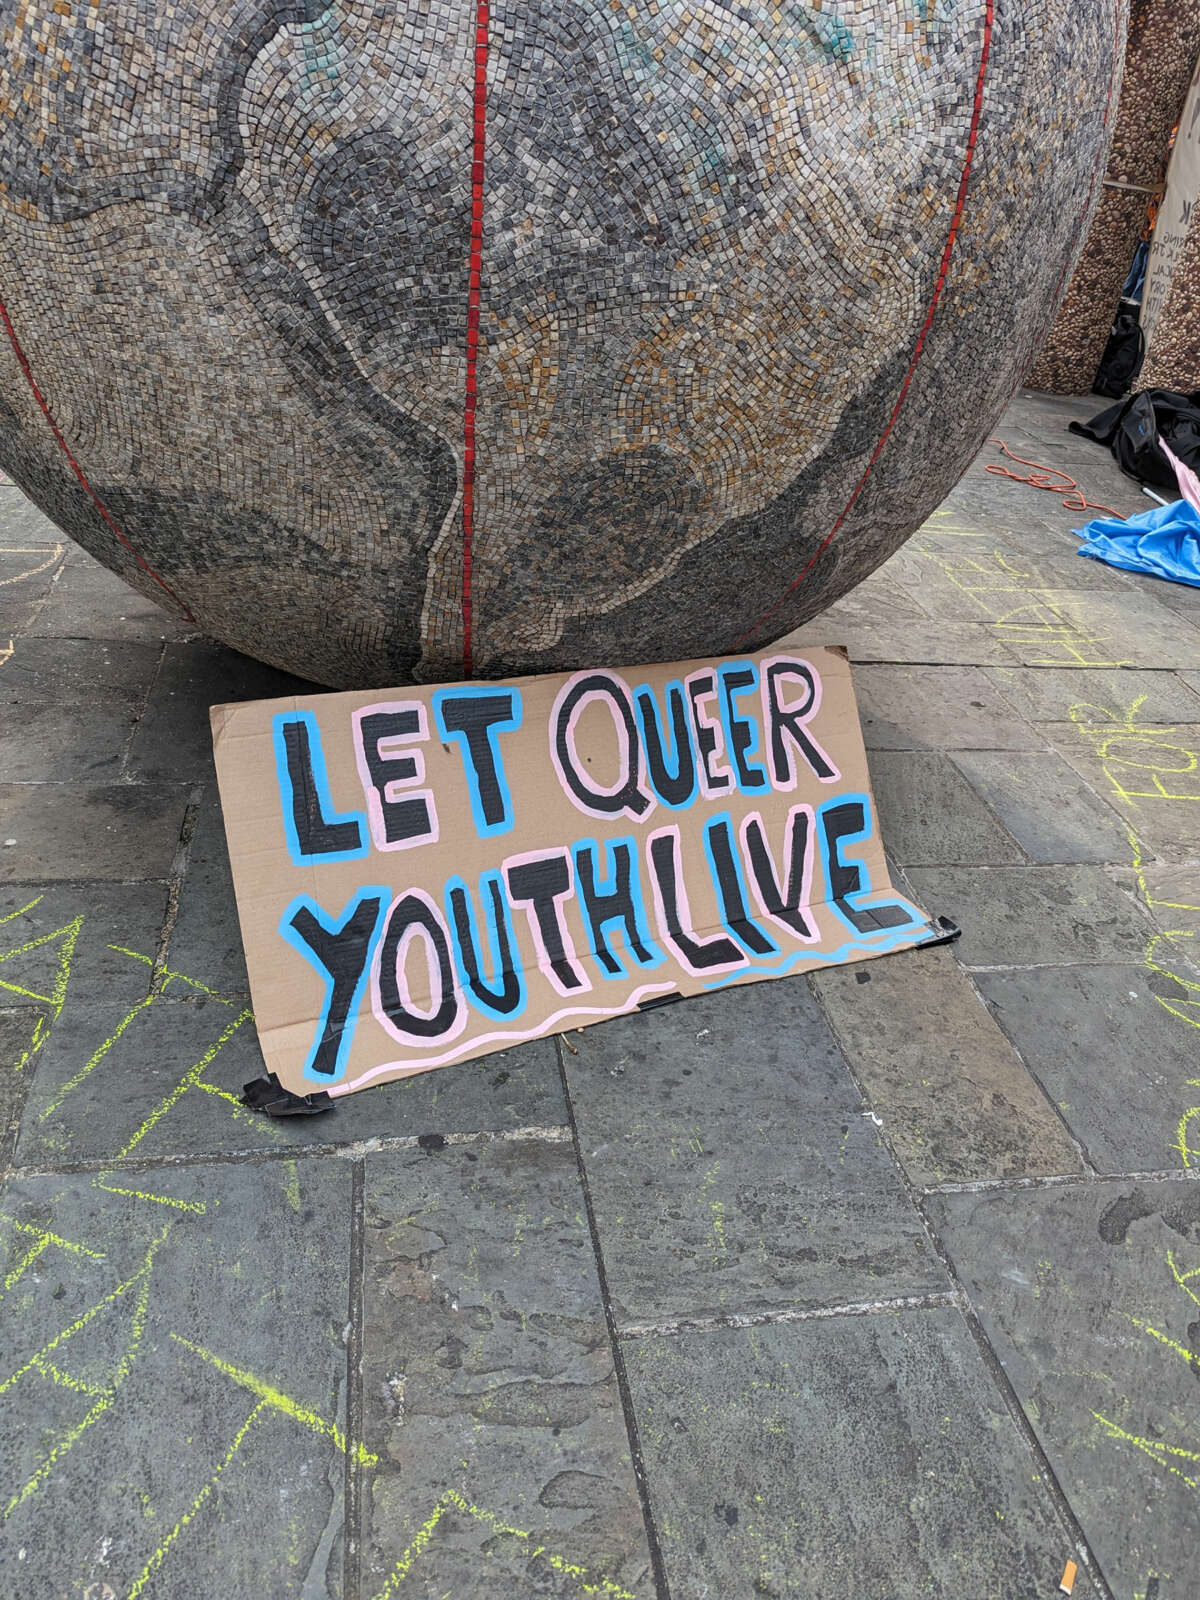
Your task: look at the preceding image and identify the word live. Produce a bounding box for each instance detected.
[213,647,935,1097]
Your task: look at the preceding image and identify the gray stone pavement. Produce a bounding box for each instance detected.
[1,391,1198,1599]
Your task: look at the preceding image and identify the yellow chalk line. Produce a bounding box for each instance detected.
[0,1227,168,1402]
[0,1214,106,1260]
[1168,1249,1200,1310]
[0,544,63,587]
[4,1229,165,1517]
[126,1402,267,1600]
[2,1234,48,1291]
[32,1357,106,1397]
[0,895,43,929]
[109,944,236,1004]
[114,1009,252,1160]
[0,907,82,1068]
[92,1177,207,1215]
[1128,1316,1199,1372]
[1093,1413,1200,1490]
[169,1335,378,1467]
[370,1488,637,1599]
[38,995,155,1120]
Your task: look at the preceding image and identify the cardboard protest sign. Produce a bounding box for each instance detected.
[1143,58,1200,358]
[211,644,941,1100]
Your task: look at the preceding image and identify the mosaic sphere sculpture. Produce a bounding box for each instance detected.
[0,1,1120,687]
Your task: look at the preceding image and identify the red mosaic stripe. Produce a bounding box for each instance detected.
[0,295,195,621]
[736,0,996,648]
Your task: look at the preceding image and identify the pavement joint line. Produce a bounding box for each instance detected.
[148,785,204,996]
[343,1157,365,1600]
[555,1035,672,1600]
[117,635,167,783]
[962,956,1200,974]
[805,970,1117,1600]
[925,1167,1200,1196]
[616,1291,965,1341]
[5,1123,576,1180]
[916,1187,1118,1600]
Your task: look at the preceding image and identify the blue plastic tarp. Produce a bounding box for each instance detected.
[1076,498,1200,589]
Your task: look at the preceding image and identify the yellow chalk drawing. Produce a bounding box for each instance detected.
[91,1177,207,1215]
[0,542,64,587]
[0,1213,106,1264]
[169,1335,378,1467]
[1126,1316,1199,1373]
[2,1233,49,1291]
[910,522,1133,666]
[1167,1249,1200,1309]
[370,1488,637,1600]
[282,1160,301,1214]
[126,1402,266,1600]
[0,1217,107,1298]
[114,1008,253,1160]
[1070,697,1200,806]
[38,995,156,1120]
[1094,1249,1200,1496]
[109,943,238,1005]
[1,1227,170,1517]
[1092,1414,1200,1491]
[1118,829,1200,1169]
[0,897,82,1069]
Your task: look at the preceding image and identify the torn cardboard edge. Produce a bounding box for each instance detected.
[213,640,957,1102]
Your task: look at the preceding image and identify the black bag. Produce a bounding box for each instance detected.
[1092,299,1145,398]
[1069,388,1200,488]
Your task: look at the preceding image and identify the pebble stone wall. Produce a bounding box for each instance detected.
[1028,0,1200,396]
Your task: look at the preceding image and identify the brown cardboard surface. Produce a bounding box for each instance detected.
[211,643,937,1098]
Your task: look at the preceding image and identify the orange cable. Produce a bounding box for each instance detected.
[986,437,1124,520]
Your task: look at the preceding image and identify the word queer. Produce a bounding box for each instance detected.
[275,658,839,859]
[268,662,920,1081]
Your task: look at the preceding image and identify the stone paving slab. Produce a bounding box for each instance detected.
[358,1139,650,1600]
[0,490,68,545]
[986,592,1200,671]
[0,879,170,1010]
[812,945,1081,1187]
[15,996,568,1167]
[0,783,189,883]
[949,749,1133,864]
[853,664,1046,750]
[867,749,1027,867]
[561,982,946,1328]
[0,1160,352,1600]
[0,697,135,781]
[975,964,1200,1174]
[624,1308,1093,1600]
[789,584,1020,666]
[1124,863,1200,938]
[904,864,1155,968]
[26,551,193,643]
[1044,723,1200,863]
[983,666,1200,725]
[0,635,163,705]
[126,643,310,785]
[927,1180,1200,1600]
